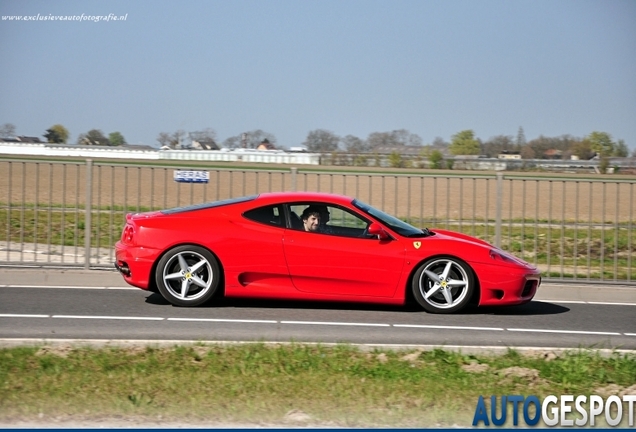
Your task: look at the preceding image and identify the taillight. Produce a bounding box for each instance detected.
[122,225,134,243]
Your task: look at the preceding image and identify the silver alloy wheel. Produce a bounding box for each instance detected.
[417,258,470,310]
[162,250,214,302]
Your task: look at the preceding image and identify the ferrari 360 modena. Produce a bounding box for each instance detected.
[115,192,540,313]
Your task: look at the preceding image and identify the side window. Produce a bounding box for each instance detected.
[243,205,283,227]
[289,203,370,238]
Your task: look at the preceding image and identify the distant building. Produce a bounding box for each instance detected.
[371,145,422,155]
[1,136,43,143]
[544,149,563,159]
[498,151,521,160]
[191,138,219,150]
[256,139,276,151]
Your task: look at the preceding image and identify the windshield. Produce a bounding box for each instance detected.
[352,199,431,237]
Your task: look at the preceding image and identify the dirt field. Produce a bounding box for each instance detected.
[1,159,635,223]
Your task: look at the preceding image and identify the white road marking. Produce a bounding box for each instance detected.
[0,314,49,318]
[0,314,631,336]
[507,328,621,336]
[587,301,636,306]
[1,285,137,290]
[393,324,504,331]
[281,320,390,327]
[168,318,277,324]
[52,315,164,321]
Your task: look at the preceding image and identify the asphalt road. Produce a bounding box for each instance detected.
[1,268,635,352]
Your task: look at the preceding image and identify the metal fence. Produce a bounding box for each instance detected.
[1,158,634,284]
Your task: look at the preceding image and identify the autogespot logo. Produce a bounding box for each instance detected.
[472,395,636,427]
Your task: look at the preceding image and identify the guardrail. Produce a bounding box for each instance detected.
[1,158,634,284]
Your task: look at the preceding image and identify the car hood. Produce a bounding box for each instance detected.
[426,228,536,269]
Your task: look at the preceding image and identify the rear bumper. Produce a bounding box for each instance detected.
[115,241,159,290]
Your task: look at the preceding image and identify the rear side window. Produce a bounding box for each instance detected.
[243,205,283,227]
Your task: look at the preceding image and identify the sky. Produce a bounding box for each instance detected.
[1,0,635,151]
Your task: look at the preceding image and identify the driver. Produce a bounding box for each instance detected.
[301,206,321,232]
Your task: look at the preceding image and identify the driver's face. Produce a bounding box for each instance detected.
[303,214,320,232]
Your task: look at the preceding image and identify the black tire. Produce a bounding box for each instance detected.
[155,245,220,307]
[411,256,475,314]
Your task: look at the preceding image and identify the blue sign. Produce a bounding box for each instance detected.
[173,170,209,183]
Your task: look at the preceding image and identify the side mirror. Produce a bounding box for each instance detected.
[367,222,390,240]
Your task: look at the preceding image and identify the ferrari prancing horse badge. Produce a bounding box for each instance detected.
[413,242,421,249]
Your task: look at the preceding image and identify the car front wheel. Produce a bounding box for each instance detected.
[155,245,220,307]
[412,256,474,313]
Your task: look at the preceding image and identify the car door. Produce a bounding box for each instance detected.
[282,204,406,297]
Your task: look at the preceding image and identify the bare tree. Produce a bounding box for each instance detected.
[221,130,277,149]
[172,130,186,149]
[222,136,240,150]
[190,128,217,143]
[156,130,186,149]
[367,129,422,150]
[482,135,514,157]
[304,129,340,153]
[157,132,172,148]
[342,135,367,153]
[0,123,16,138]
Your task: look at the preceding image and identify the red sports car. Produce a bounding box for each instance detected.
[115,192,540,314]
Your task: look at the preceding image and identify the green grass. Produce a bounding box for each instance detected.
[1,344,635,427]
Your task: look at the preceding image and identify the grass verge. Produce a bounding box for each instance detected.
[1,344,635,427]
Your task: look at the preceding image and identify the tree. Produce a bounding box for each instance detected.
[428,150,444,169]
[516,127,526,147]
[172,130,186,148]
[388,151,404,168]
[190,128,217,144]
[156,130,186,149]
[108,131,126,146]
[220,130,277,149]
[431,136,449,151]
[586,131,614,157]
[0,123,16,138]
[614,139,628,157]
[157,132,171,148]
[570,140,594,160]
[520,144,536,159]
[78,129,110,146]
[367,129,422,150]
[482,135,514,158]
[244,129,277,148]
[303,129,340,153]
[222,136,240,150]
[449,130,481,155]
[342,135,367,153]
[43,124,70,144]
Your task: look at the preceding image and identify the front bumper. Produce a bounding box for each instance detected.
[477,264,542,306]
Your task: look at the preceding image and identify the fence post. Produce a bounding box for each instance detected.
[84,159,92,270]
[290,167,297,191]
[495,172,503,248]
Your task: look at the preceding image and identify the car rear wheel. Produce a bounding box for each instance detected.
[155,245,220,307]
[412,256,474,313]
